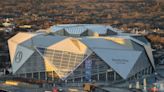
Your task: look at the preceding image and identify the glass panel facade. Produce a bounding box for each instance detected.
[108,72,114,81]
[43,48,86,78]
[91,74,98,81]
[17,49,153,83]
[20,74,26,78]
[33,72,38,79]
[74,78,81,82]
[67,53,122,83]
[40,72,45,80]
[128,66,153,81]
[47,71,53,81]
[67,79,73,83]
[116,73,122,80]
[16,51,46,74]
[53,71,59,81]
[26,73,32,78]
[99,73,106,81]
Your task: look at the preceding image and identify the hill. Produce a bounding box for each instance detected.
[0,0,163,30]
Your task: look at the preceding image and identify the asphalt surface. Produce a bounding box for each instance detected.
[0,83,140,92]
[102,87,135,92]
[0,84,47,92]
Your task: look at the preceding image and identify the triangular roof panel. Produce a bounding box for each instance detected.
[47,38,90,54]
[12,45,34,74]
[21,34,67,48]
[8,40,18,63]
[130,37,155,69]
[8,32,36,62]
[81,38,131,50]
[8,32,36,45]
[128,51,150,78]
[93,49,142,79]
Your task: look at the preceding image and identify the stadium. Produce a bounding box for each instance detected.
[8,24,155,83]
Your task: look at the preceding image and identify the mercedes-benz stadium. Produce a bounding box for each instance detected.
[8,24,155,83]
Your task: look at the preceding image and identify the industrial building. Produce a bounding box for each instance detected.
[8,24,155,83]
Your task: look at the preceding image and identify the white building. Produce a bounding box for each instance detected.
[8,24,155,82]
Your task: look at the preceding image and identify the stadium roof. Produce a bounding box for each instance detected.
[8,24,155,80]
[48,24,120,35]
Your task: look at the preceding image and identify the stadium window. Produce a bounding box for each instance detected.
[40,72,45,80]
[33,72,38,79]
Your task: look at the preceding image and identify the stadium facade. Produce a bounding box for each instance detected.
[8,24,155,83]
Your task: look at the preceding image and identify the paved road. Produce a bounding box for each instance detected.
[0,83,136,92]
[0,84,48,92]
[66,86,134,92]
[102,87,133,92]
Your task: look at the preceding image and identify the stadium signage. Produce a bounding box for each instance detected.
[15,51,23,63]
